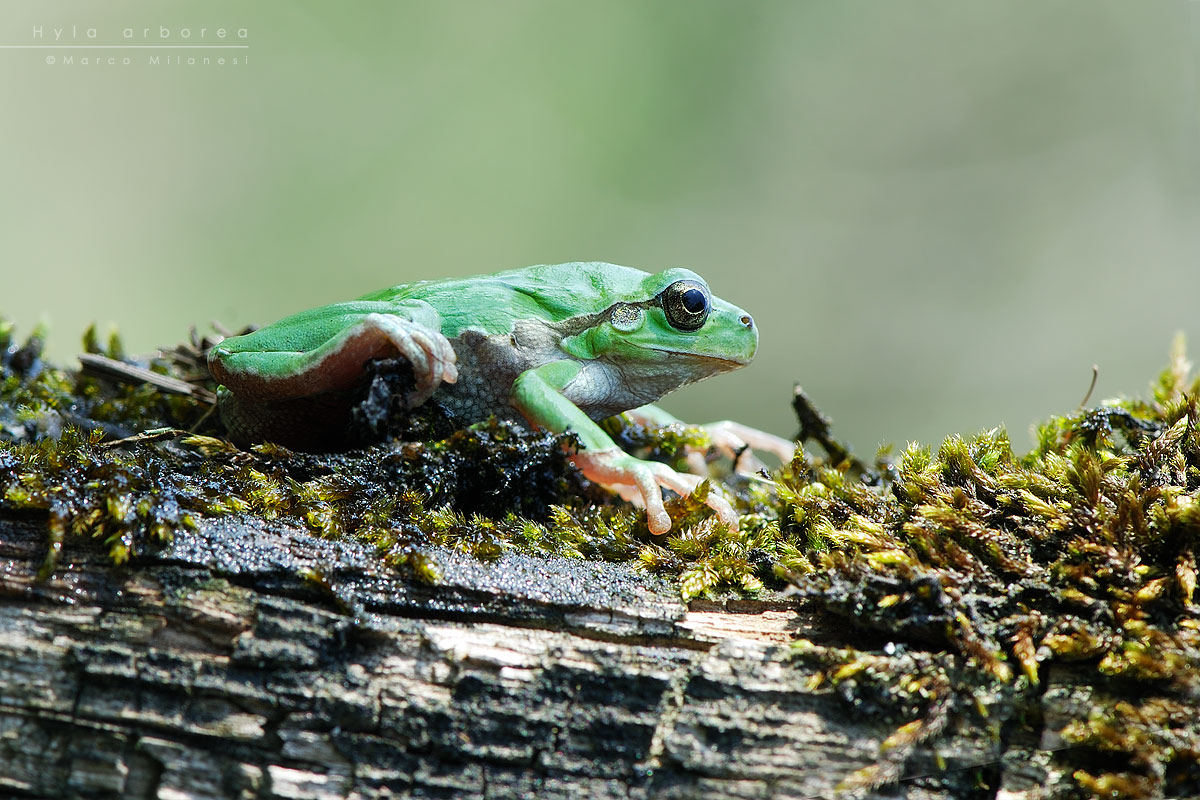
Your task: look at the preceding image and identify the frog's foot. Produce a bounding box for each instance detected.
[620,407,796,476]
[359,313,459,407]
[572,447,737,535]
[700,421,796,472]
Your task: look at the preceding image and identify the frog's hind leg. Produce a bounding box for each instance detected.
[209,313,458,407]
[215,385,357,451]
[623,405,796,475]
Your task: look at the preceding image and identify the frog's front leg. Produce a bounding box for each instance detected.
[208,300,458,408]
[511,362,736,535]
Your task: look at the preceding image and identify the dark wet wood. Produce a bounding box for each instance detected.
[0,514,1064,800]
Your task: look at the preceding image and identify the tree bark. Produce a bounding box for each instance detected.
[1,512,1074,800]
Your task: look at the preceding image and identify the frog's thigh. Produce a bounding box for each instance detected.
[213,314,457,402]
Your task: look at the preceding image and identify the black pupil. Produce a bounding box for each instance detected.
[681,288,706,315]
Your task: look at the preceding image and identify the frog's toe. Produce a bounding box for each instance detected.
[437,339,458,385]
[703,421,797,470]
[684,450,709,475]
[408,336,458,402]
[653,467,738,531]
[629,462,673,535]
[362,313,457,406]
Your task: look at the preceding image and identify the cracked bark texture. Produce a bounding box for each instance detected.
[0,514,1075,800]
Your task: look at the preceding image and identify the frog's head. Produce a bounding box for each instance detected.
[558,266,758,393]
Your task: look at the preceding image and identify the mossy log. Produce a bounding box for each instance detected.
[2,510,1090,800]
[5,328,1200,799]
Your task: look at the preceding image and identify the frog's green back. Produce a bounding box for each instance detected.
[359,262,663,339]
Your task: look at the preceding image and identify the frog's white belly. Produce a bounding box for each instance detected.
[437,319,711,426]
[436,329,531,423]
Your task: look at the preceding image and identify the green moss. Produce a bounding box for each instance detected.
[1,319,798,597]
[779,338,1200,798]
[6,319,1200,797]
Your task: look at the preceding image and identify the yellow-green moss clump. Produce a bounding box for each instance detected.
[779,337,1200,799]
[0,322,604,578]
[0,320,786,585]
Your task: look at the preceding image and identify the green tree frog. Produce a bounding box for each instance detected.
[207,262,792,534]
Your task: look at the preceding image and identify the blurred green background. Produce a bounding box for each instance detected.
[3,1,1198,453]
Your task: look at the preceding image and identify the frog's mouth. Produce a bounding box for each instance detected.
[640,346,752,369]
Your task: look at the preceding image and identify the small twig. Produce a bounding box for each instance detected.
[98,427,193,449]
[1078,364,1099,409]
[791,385,853,467]
[77,353,217,405]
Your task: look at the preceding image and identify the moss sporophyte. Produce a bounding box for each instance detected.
[3,310,1200,797]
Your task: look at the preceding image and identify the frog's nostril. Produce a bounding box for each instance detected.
[740,314,753,329]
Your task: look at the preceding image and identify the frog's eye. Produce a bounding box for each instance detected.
[661,280,710,332]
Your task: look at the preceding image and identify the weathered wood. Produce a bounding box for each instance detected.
[0,513,1059,799]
